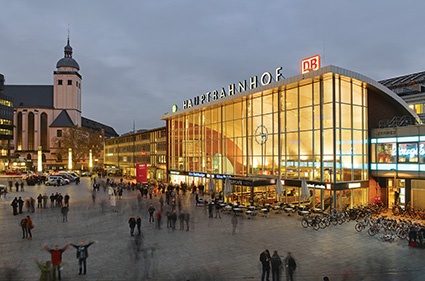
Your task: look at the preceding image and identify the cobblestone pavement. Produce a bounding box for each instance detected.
[0,177,425,281]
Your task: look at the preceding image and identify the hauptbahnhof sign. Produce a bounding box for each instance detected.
[182,67,284,109]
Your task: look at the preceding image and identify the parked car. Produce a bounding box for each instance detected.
[80,171,92,177]
[45,175,68,186]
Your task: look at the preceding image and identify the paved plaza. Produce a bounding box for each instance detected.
[0,177,425,281]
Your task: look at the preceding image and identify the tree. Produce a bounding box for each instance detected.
[52,126,103,169]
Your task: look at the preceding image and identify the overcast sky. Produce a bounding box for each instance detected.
[1,1,425,135]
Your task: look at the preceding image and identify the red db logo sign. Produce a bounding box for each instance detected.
[301,55,321,74]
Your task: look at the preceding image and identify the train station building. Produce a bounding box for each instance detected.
[161,57,423,210]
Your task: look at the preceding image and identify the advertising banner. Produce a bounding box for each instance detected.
[136,163,148,183]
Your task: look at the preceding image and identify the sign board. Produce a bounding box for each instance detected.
[136,163,148,183]
[301,55,321,74]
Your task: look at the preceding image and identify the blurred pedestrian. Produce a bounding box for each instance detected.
[43,193,49,208]
[44,243,69,280]
[70,241,95,275]
[61,205,69,222]
[271,250,282,281]
[20,215,28,239]
[11,197,18,215]
[136,215,142,235]
[110,194,117,212]
[184,212,190,231]
[64,193,70,206]
[148,204,155,223]
[231,213,238,235]
[128,215,136,236]
[283,252,297,281]
[18,196,24,213]
[26,215,34,240]
[35,260,52,281]
[156,210,162,229]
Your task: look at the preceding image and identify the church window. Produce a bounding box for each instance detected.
[67,80,72,85]
[57,130,62,137]
[40,113,48,150]
[28,112,34,150]
[58,80,63,85]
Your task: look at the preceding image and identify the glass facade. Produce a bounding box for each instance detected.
[165,70,370,208]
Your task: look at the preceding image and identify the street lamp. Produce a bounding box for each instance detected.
[68,148,73,170]
[89,149,93,172]
[37,146,42,172]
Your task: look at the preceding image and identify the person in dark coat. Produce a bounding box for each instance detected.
[260,249,271,281]
[170,210,177,231]
[136,215,142,235]
[11,197,18,215]
[70,241,95,275]
[128,215,136,236]
[270,250,282,281]
[20,215,28,239]
[18,197,24,214]
[283,252,297,281]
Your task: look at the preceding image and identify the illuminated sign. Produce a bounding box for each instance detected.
[348,183,361,189]
[301,55,321,74]
[182,67,284,109]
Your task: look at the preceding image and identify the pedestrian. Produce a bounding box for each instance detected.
[92,189,96,204]
[283,252,297,281]
[215,199,221,218]
[184,212,190,231]
[208,201,214,218]
[42,193,49,208]
[70,241,95,275]
[26,215,34,240]
[44,243,69,280]
[15,181,19,192]
[170,210,177,231]
[18,196,24,214]
[128,215,136,236]
[231,213,238,235]
[30,197,36,212]
[271,250,282,281]
[37,194,43,208]
[20,215,28,239]
[35,260,52,281]
[156,210,162,229]
[61,205,69,222]
[148,204,155,223]
[64,193,70,206]
[20,180,24,192]
[260,249,271,281]
[50,193,55,208]
[110,194,117,212]
[11,197,18,215]
[179,211,185,230]
[136,215,142,235]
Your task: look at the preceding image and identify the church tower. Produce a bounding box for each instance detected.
[53,36,82,126]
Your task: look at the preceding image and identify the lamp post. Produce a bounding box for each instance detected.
[68,148,73,170]
[89,149,93,173]
[37,146,42,173]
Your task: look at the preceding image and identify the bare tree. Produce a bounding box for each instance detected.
[52,126,103,168]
